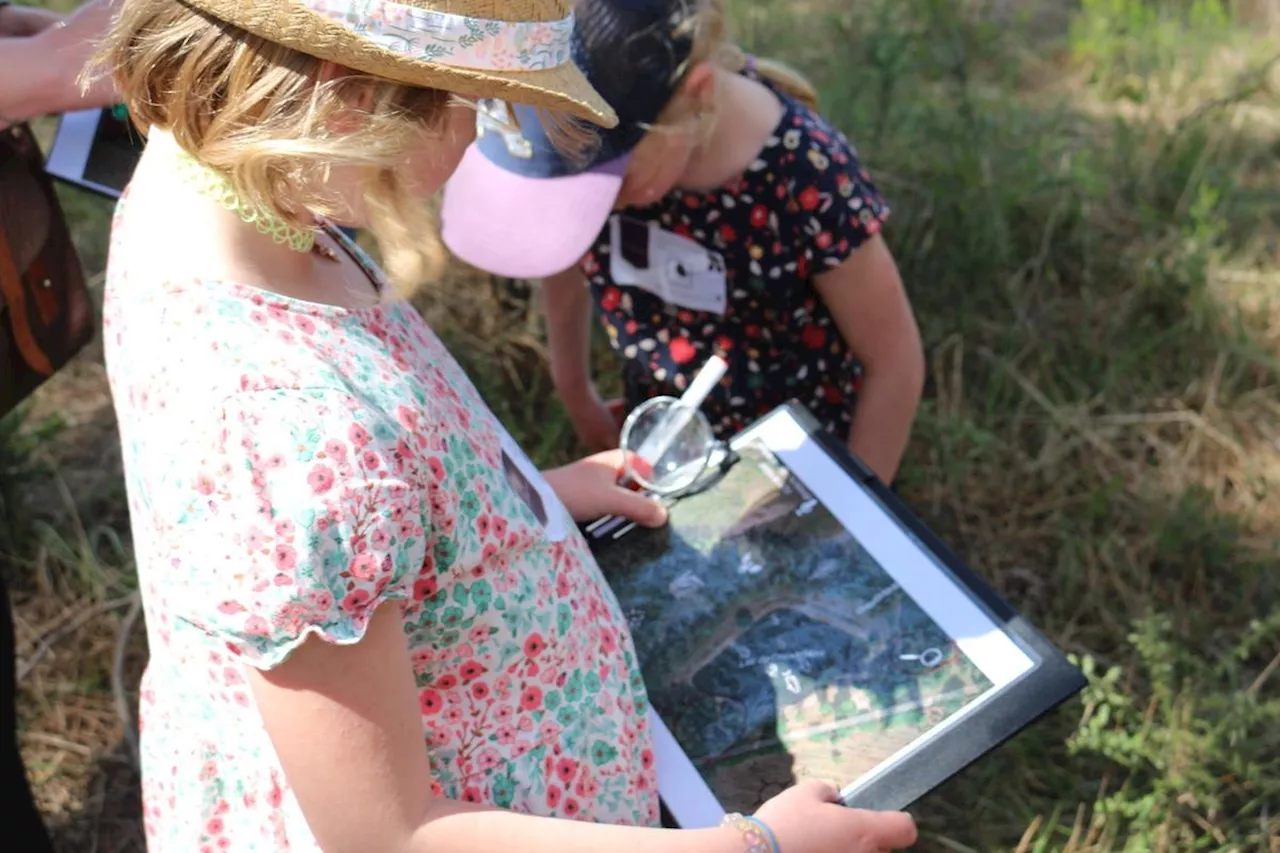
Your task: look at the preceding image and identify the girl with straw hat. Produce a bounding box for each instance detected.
[90,0,916,850]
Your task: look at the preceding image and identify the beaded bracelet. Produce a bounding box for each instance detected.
[721,812,781,853]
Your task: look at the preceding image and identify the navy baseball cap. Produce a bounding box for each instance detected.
[441,0,696,279]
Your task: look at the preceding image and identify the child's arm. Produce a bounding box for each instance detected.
[247,605,917,853]
[814,235,924,484]
[542,266,623,452]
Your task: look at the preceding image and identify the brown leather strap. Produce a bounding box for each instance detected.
[0,229,54,376]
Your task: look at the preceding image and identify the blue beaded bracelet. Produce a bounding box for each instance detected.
[721,812,781,853]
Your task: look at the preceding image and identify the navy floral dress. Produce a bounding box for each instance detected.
[579,65,891,440]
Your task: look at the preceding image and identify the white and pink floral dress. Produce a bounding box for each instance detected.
[102,195,660,851]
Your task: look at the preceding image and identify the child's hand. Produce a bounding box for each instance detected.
[565,396,625,455]
[751,779,917,853]
[543,449,667,528]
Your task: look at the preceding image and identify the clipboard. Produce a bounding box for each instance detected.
[585,401,1085,826]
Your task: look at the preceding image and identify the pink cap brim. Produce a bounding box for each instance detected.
[441,145,629,280]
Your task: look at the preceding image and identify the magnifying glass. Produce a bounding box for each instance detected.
[618,355,734,496]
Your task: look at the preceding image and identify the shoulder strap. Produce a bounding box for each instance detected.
[324,223,384,295]
[0,228,54,375]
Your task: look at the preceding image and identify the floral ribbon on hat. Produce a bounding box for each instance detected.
[305,0,574,71]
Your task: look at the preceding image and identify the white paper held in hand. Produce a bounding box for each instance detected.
[632,355,729,467]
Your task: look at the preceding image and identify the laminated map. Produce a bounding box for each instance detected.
[593,429,1025,820]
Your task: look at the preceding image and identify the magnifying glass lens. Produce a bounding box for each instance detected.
[620,397,715,494]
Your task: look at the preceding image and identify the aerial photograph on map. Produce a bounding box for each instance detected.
[595,437,997,814]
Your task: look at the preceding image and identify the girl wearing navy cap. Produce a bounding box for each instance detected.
[442,0,924,485]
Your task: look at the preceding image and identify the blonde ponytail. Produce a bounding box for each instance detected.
[748,56,820,111]
[666,0,821,121]
[621,0,826,152]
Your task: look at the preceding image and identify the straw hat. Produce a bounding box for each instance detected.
[178,0,618,127]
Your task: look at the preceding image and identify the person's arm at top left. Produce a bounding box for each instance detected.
[0,1,62,36]
[0,0,119,129]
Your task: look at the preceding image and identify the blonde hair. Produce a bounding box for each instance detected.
[653,0,819,134]
[92,0,460,294]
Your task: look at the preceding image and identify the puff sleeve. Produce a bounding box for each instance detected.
[783,117,891,272]
[169,387,430,669]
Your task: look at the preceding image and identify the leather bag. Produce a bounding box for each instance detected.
[0,122,94,418]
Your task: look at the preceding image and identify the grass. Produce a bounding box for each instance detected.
[3,0,1279,849]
